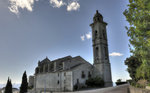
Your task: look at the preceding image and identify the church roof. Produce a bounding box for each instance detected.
[36,55,92,73]
[42,57,50,62]
[51,56,72,62]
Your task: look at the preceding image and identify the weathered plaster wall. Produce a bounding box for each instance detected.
[34,71,73,92]
[72,63,93,87]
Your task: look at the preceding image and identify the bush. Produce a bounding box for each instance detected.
[135,83,145,88]
[28,85,33,89]
[126,79,132,84]
[131,81,136,86]
[116,79,122,83]
[86,77,104,87]
[136,79,147,88]
[73,84,78,90]
[116,82,127,86]
[115,79,127,86]
[148,83,150,86]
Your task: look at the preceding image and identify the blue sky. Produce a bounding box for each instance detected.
[0,0,131,85]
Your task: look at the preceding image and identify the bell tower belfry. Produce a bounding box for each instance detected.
[90,10,112,87]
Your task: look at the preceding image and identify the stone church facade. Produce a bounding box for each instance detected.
[29,10,112,93]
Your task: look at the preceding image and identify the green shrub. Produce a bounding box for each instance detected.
[135,83,145,88]
[131,82,136,86]
[28,85,33,89]
[86,77,104,87]
[148,83,150,86]
[116,79,122,83]
[126,79,132,84]
[73,84,78,90]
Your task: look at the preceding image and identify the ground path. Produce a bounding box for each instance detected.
[54,84,130,93]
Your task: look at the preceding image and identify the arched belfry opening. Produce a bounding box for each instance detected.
[95,30,98,38]
[95,47,99,58]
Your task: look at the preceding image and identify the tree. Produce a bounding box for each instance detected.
[124,56,142,81]
[20,71,28,93]
[116,79,122,83]
[86,77,104,87]
[5,77,12,93]
[123,0,150,80]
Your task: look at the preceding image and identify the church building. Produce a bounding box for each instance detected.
[28,10,112,93]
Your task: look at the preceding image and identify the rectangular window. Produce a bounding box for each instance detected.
[57,80,59,84]
[88,71,91,78]
[81,71,85,78]
[96,47,99,58]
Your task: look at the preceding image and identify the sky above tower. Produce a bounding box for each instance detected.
[0,0,130,85]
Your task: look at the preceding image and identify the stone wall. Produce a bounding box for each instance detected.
[34,71,73,93]
[129,86,150,93]
[29,76,34,87]
[72,63,93,88]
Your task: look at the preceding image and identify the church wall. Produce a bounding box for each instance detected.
[103,63,113,86]
[72,63,93,88]
[28,76,34,87]
[59,56,85,71]
[34,71,73,92]
[67,56,86,69]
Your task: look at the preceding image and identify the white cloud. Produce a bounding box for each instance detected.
[109,52,123,57]
[80,32,92,41]
[8,0,80,14]
[50,0,66,8]
[80,35,85,41]
[86,32,92,39]
[8,0,34,14]
[67,1,80,11]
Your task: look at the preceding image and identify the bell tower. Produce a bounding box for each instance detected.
[90,10,112,87]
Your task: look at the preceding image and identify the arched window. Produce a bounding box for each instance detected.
[95,30,98,38]
[96,47,99,58]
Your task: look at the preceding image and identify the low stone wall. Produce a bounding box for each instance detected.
[129,86,150,93]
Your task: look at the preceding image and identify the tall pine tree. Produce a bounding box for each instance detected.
[20,71,28,93]
[5,77,12,93]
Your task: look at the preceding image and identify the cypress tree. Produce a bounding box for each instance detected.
[20,71,28,93]
[5,77,12,93]
[9,79,12,93]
